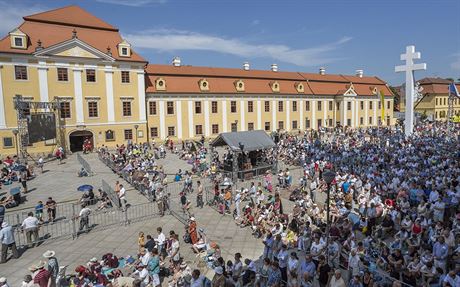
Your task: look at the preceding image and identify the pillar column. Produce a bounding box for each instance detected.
[105,66,115,123]
[72,67,84,125]
[159,100,165,139]
[137,71,146,122]
[0,67,6,128]
[176,100,182,139]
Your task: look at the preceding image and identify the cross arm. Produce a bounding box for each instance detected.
[412,63,427,71]
[395,65,406,73]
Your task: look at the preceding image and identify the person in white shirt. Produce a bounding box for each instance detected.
[140,249,151,266]
[329,269,346,287]
[119,184,127,211]
[131,264,150,287]
[21,212,39,248]
[78,205,91,234]
[155,227,166,257]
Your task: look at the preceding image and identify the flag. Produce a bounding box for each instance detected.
[449,83,460,99]
[379,90,385,125]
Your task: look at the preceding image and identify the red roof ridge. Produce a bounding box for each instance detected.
[23,5,118,32]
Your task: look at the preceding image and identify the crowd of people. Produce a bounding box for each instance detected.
[204,122,460,287]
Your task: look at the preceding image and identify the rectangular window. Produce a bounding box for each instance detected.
[292,101,297,112]
[369,101,373,109]
[329,101,333,111]
[278,101,283,112]
[329,119,333,126]
[195,125,203,135]
[248,122,254,131]
[387,101,391,109]
[306,119,310,128]
[122,101,132,117]
[3,137,13,148]
[231,123,237,132]
[264,122,270,131]
[60,102,71,119]
[264,101,270,112]
[88,101,98,118]
[306,101,310,111]
[378,116,382,124]
[168,126,175,136]
[444,98,447,105]
[167,101,174,115]
[292,120,298,129]
[248,101,254,113]
[360,117,364,125]
[14,37,23,47]
[347,119,351,126]
[212,124,219,134]
[14,65,27,80]
[195,101,202,114]
[57,68,68,82]
[211,101,218,113]
[150,127,158,137]
[360,101,364,110]
[378,102,381,109]
[121,47,128,56]
[86,69,96,82]
[105,130,115,141]
[387,116,391,126]
[121,71,130,83]
[124,129,133,140]
[369,117,373,124]
[317,101,322,111]
[317,119,322,128]
[149,101,157,115]
[347,102,352,110]
[337,102,340,110]
[231,101,237,113]
[436,98,438,105]
[278,121,284,130]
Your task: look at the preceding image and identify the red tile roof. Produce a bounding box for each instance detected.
[146,64,393,97]
[23,5,118,31]
[0,5,146,63]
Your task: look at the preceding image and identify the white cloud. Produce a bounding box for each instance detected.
[95,0,167,6]
[125,29,352,67]
[451,53,460,70]
[0,1,44,35]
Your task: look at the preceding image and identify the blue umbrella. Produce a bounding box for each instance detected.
[12,165,27,172]
[77,185,93,192]
[10,187,21,195]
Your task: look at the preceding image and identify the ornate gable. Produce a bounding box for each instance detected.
[33,37,115,61]
[343,83,357,96]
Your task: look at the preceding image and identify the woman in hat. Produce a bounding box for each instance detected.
[33,261,50,287]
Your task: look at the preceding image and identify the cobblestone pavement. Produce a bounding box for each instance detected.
[0,152,267,286]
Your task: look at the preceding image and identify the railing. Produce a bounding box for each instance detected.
[12,201,159,248]
[77,153,94,176]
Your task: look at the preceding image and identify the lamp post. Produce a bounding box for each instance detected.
[12,129,19,158]
[322,169,336,264]
[134,124,139,144]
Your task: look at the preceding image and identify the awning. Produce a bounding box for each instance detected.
[210,130,275,152]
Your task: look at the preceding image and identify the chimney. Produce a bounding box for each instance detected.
[271,63,278,72]
[319,67,326,75]
[172,56,181,67]
[356,69,363,78]
[243,62,250,71]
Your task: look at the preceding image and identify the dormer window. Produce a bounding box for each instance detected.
[270,81,280,93]
[199,79,209,91]
[118,39,131,58]
[155,77,166,91]
[295,82,304,93]
[234,80,245,92]
[9,28,27,49]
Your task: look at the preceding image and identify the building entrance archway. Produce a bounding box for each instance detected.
[69,130,93,152]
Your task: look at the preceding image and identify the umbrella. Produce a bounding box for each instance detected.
[12,165,27,172]
[77,185,94,192]
[10,187,21,195]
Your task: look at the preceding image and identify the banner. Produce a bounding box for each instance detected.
[26,113,56,144]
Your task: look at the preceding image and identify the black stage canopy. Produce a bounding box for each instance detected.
[211,130,275,152]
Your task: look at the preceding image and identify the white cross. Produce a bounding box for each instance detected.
[395,45,427,137]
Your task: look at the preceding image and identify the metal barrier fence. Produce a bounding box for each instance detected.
[11,201,159,247]
[102,179,121,208]
[4,201,78,228]
[77,153,94,176]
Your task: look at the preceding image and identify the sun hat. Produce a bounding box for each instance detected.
[89,257,98,263]
[36,260,46,269]
[0,278,6,283]
[1,222,8,228]
[190,217,195,221]
[214,266,223,275]
[43,250,55,258]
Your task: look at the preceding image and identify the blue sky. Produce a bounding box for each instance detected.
[1,0,459,85]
